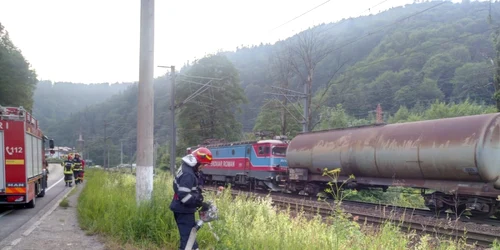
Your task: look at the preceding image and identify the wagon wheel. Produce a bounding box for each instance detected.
[450,204,467,217]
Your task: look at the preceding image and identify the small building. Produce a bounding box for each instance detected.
[44,146,73,159]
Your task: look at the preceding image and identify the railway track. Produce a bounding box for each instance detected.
[204,186,500,248]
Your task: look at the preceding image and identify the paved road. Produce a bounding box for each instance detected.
[0,163,69,241]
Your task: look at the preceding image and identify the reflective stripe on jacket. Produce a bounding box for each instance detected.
[72,159,83,170]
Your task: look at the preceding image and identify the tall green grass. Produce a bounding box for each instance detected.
[78,169,477,250]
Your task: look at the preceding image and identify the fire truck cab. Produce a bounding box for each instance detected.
[0,106,54,208]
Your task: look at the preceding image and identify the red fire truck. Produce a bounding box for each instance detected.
[0,106,54,208]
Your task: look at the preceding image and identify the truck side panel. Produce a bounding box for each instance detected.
[4,120,26,193]
[25,133,42,179]
[36,138,41,176]
[26,133,33,178]
[0,131,5,193]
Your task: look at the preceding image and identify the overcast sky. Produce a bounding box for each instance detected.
[0,0,465,84]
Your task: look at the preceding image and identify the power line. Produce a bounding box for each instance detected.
[179,74,224,81]
[271,0,332,31]
[323,1,447,55]
[319,0,392,33]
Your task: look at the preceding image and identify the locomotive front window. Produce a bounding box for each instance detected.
[258,146,270,154]
[272,146,286,156]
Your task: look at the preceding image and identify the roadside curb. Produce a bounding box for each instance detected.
[22,185,76,237]
[0,185,76,250]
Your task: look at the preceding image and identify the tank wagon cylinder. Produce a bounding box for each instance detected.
[286,113,500,189]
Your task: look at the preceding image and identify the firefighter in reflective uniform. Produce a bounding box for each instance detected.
[63,156,74,187]
[170,147,212,250]
[72,153,83,185]
[77,157,85,183]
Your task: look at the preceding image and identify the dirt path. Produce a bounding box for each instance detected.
[2,182,105,250]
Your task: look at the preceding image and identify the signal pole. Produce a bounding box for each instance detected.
[158,65,177,176]
[302,84,309,133]
[103,121,108,168]
[136,0,154,204]
[375,104,384,124]
[120,140,124,165]
[170,66,176,176]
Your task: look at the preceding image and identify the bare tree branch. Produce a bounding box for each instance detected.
[286,28,340,131]
[311,57,350,116]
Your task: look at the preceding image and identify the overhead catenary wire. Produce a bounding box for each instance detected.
[317,0,393,34]
[318,1,447,56]
[271,0,332,31]
[267,0,395,48]
[179,79,224,90]
[179,74,224,81]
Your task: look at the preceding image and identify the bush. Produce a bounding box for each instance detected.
[78,169,470,249]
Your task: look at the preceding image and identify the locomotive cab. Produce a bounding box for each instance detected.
[255,140,288,169]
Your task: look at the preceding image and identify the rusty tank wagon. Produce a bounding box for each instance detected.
[286,113,500,217]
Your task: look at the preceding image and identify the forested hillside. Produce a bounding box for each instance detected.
[42,1,500,166]
[0,23,37,111]
[43,77,170,167]
[232,1,500,132]
[33,81,133,129]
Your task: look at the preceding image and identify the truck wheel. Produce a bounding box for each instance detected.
[37,180,46,198]
[37,188,45,197]
[26,197,36,209]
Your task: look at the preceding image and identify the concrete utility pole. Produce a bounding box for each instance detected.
[136,0,155,204]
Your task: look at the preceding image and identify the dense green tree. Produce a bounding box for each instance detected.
[451,62,494,102]
[388,99,497,123]
[0,23,37,112]
[176,54,247,147]
[316,104,371,130]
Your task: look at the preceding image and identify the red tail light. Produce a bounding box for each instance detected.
[7,196,24,202]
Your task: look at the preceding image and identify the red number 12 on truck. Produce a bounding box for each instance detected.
[0,106,54,208]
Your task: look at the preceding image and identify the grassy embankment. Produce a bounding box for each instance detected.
[78,168,487,250]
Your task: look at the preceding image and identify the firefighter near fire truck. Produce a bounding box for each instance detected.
[0,106,55,208]
[72,153,83,185]
[63,155,74,187]
[170,147,213,250]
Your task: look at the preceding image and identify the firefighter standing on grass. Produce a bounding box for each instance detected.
[63,155,74,187]
[72,153,83,185]
[170,147,212,250]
